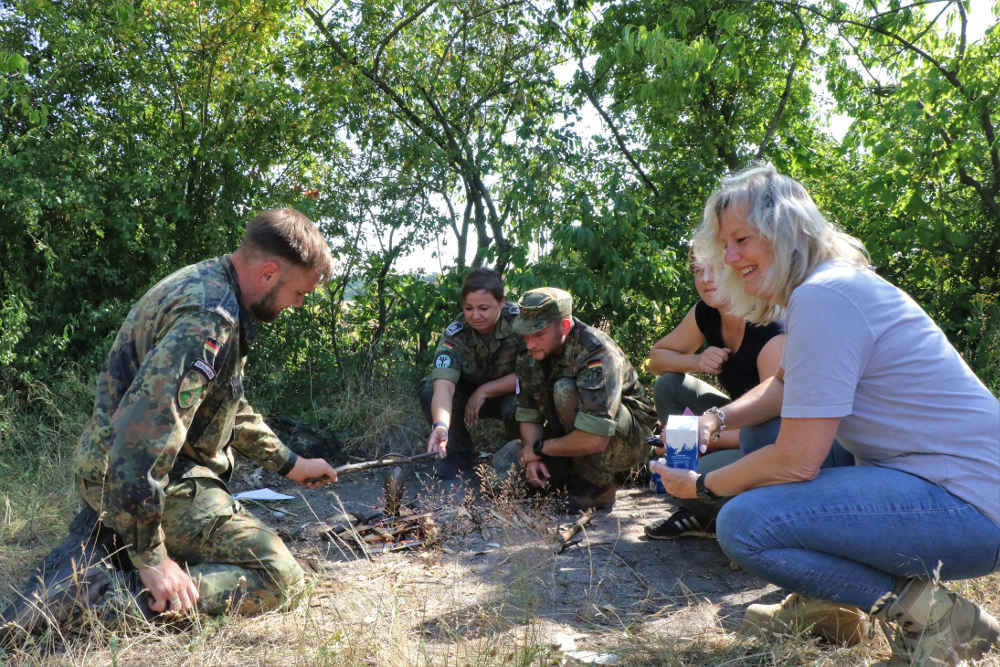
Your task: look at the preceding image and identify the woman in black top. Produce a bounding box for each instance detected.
[649,251,785,446]
[645,250,785,538]
[646,249,851,539]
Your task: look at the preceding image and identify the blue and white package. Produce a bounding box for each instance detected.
[649,457,666,493]
[665,414,699,470]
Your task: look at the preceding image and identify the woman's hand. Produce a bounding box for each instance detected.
[427,424,448,458]
[650,459,698,499]
[697,346,731,375]
[698,412,722,450]
[465,387,487,426]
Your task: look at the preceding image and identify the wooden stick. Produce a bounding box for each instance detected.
[556,508,595,553]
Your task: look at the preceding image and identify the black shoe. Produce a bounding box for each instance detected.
[434,451,476,480]
[1,506,125,645]
[1,563,117,645]
[644,508,715,539]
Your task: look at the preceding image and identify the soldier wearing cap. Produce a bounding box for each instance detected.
[503,287,656,510]
[2,209,339,643]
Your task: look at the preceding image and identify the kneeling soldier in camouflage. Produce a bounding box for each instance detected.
[502,287,656,511]
[2,209,339,644]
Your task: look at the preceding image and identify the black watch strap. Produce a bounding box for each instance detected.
[532,438,546,457]
[696,473,720,501]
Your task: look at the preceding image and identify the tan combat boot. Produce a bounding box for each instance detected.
[744,592,872,645]
[874,579,1000,665]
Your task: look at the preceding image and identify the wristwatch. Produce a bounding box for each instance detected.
[532,438,546,457]
[696,473,720,501]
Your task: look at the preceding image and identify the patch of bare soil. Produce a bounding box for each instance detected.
[231,454,790,664]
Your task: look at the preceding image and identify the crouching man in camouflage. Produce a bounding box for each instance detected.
[2,209,339,642]
[500,287,656,511]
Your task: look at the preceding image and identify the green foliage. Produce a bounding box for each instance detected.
[819,0,1000,339]
[0,366,93,487]
[1,0,997,448]
[960,295,1000,396]
[0,0,341,378]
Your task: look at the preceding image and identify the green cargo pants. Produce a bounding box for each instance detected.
[78,476,303,617]
[543,377,649,489]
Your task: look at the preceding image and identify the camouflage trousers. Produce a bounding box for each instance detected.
[77,476,303,617]
[535,377,649,489]
[418,379,519,454]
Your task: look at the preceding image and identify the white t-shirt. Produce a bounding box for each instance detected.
[782,260,1000,525]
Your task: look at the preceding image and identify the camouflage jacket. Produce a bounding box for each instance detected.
[514,317,656,436]
[73,255,296,568]
[427,302,524,387]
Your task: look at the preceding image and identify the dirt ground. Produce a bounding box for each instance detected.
[232,450,787,664]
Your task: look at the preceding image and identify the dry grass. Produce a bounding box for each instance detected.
[6,494,1000,666]
[5,375,1000,666]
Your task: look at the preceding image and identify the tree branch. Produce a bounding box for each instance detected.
[304,7,452,157]
[757,9,810,159]
[374,1,437,76]
[764,0,967,96]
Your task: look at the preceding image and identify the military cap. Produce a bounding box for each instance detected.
[513,287,573,335]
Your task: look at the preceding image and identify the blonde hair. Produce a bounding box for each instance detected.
[692,164,868,324]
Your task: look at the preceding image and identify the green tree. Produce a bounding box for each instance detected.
[302,0,564,273]
[816,0,999,338]
[0,0,343,379]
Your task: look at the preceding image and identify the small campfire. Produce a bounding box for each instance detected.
[351,508,440,555]
[308,464,441,556]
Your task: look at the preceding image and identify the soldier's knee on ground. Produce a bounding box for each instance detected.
[252,555,305,615]
[270,550,304,598]
[552,378,580,430]
[243,533,304,608]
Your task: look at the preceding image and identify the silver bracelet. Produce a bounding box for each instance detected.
[705,406,727,433]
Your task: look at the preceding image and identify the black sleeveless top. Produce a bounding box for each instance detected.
[694,301,783,399]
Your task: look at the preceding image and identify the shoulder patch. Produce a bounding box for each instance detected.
[211,289,239,325]
[193,359,216,380]
[580,359,604,388]
[177,360,215,409]
[203,338,221,365]
[504,302,520,315]
[444,320,464,336]
[435,354,453,369]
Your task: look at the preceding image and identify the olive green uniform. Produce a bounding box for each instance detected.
[419,302,524,454]
[515,317,655,489]
[74,255,303,616]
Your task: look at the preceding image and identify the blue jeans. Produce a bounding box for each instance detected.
[716,465,1000,611]
[679,418,851,523]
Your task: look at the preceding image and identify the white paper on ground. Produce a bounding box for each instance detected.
[565,651,619,664]
[233,488,296,501]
